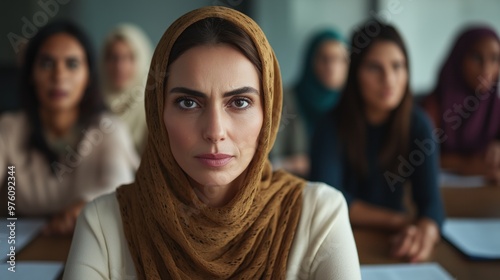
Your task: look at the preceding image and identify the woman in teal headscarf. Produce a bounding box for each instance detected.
[271,29,349,177]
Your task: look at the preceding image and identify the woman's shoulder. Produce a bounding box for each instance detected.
[0,111,28,128]
[301,182,347,220]
[90,113,137,148]
[0,111,29,145]
[82,192,122,226]
[287,182,357,279]
[69,192,137,279]
[294,182,349,242]
[80,192,128,245]
[93,112,129,132]
[316,110,338,131]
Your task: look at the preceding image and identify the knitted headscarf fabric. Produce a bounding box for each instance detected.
[116,6,305,280]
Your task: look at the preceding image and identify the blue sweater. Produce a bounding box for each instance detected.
[310,107,445,227]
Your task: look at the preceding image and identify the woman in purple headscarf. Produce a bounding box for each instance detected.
[423,26,500,184]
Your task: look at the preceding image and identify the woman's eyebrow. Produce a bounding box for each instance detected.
[168,87,206,98]
[37,53,82,61]
[223,86,259,97]
[37,54,55,61]
[168,86,259,97]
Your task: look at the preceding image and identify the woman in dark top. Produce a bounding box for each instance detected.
[310,20,445,263]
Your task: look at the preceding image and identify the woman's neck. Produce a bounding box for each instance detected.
[365,106,390,125]
[40,107,79,137]
[191,172,245,208]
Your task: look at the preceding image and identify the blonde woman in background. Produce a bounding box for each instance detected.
[101,24,153,154]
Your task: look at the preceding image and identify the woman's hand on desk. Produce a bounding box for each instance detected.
[390,218,440,263]
[485,141,500,185]
[281,154,310,178]
[349,200,411,230]
[42,200,86,236]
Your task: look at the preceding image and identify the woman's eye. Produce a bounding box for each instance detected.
[230,98,251,109]
[366,64,380,72]
[471,53,483,63]
[177,98,199,109]
[393,62,404,70]
[39,59,53,69]
[67,59,80,69]
[491,55,500,63]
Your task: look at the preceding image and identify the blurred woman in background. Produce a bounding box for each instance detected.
[271,29,348,177]
[0,20,138,235]
[310,20,445,263]
[422,26,500,184]
[101,24,152,154]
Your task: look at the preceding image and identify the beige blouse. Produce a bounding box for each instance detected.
[63,182,361,279]
[0,112,139,216]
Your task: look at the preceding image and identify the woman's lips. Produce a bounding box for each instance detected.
[379,90,394,99]
[195,154,234,167]
[48,89,69,100]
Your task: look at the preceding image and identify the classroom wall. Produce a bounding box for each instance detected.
[0,0,218,65]
[369,0,500,94]
[2,0,500,94]
[254,0,500,94]
[253,0,368,88]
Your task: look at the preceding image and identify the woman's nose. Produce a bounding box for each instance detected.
[52,62,66,84]
[202,106,227,143]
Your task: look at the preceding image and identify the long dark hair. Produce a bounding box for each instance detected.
[335,20,413,176]
[20,20,106,165]
[168,17,262,77]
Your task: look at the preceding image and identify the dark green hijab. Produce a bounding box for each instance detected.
[295,29,347,136]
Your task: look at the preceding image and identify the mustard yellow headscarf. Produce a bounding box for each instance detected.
[117,6,305,279]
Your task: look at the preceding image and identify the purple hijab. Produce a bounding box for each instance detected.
[432,26,500,154]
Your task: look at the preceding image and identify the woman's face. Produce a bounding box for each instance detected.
[164,44,263,190]
[33,33,88,112]
[462,36,500,92]
[314,40,349,90]
[105,39,136,90]
[358,40,408,113]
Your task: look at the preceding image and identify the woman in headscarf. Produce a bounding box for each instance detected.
[63,7,360,280]
[271,29,349,177]
[0,20,138,235]
[422,26,500,184]
[310,20,445,263]
[101,24,153,154]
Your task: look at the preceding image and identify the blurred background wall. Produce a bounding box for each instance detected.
[1,0,500,113]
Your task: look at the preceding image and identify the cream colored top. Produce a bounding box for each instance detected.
[63,182,361,280]
[0,112,139,216]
